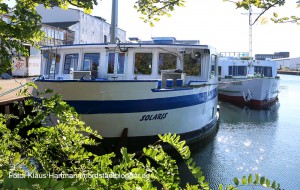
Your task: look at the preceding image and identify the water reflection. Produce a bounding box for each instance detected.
[179,75,300,190]
[187,102,280,189]
[219,101,279,124]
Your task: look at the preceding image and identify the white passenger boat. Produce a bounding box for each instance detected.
[218,52,280,109]
[33,38,219,151]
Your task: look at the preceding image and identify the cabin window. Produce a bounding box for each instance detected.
[158,53,177,74]
[45,58,59,75]
[64,54,78,74]
[228,66,247,76]
[83,53,100,78]
[254,66,272,77]
[83,53,100,71]
[134,53,152,75]
[107,53,125,75]
[211,55,217,76]
[45,53,60,75]
[117,53,125,74]
[108,53,115,74]
[183,54,201,76]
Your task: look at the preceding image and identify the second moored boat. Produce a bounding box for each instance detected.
[218,52,280,109]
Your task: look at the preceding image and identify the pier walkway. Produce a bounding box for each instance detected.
[0,78,32,105]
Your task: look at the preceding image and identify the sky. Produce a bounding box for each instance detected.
[91,0,300,58]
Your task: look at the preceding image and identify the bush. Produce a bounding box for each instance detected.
[0,83,282,189]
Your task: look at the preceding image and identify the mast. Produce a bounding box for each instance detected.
[242,5,259,59]
[110,0,118,43]
[248,6,253,59]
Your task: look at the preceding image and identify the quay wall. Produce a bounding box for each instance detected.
[277,70,300,75]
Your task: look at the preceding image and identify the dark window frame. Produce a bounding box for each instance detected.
[63,53,79,74]
[134,53,153,75]
[228,66,247,76]
[158,53,177,74]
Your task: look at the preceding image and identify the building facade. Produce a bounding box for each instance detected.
[40,23,75,46]
[1,4,127,77]
[255,52,289,60]
[36,5,126,44]
[273,57,300,70]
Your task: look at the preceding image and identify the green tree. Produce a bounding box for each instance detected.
[133,0,186,27]
[0,0,98,74]
[225,0,300,25]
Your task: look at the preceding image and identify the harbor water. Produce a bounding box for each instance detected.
[187,74,300,189]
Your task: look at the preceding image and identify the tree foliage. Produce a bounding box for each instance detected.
[0,0,95,74]
[133,0,186,27]
[0,84,283,189]
[0,83,210,189]
[225,0,300,25]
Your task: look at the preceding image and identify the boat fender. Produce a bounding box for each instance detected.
[243,89,252,102]
[80,75,96,81]
[38,75,45,80]
[175,69,183,73]
[248,62,254,67]
[265,90,271,101]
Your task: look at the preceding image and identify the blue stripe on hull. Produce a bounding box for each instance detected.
[67,88,217,114]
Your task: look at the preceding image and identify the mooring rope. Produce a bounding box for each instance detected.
[0,83,29,97]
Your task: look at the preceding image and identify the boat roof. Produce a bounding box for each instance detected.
[40,42,211,50]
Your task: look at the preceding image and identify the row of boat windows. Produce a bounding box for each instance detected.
[46,52,204,76]
[218,66,273,77]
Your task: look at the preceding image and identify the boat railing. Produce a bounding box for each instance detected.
[219,52,252,60]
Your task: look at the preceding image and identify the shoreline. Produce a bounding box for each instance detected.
[277,70,300,75]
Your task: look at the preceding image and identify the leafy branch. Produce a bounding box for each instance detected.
[225,0,300,25]
[218,173,281,190]
[134,0,186,26]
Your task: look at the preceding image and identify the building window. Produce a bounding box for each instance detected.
[64,54,79,74]
[183,53,201,76]
[104,35,107,43]
[229,66,247,76]
[158,53,177,74]
[218,66,222,76]
[134,53,152,75]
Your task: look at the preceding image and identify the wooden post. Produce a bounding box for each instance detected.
[4,104,10,127]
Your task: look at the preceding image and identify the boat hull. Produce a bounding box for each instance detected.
[34,80,219,149]
[218,77,280,109]
[101,116,219,152]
